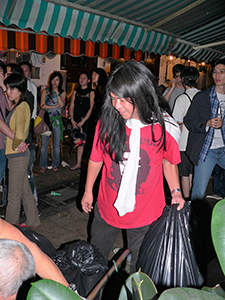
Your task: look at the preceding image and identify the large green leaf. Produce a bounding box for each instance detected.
[27,279,85,300]
[211,199,225,276]
[118,269,157,300]
[131,277,143,300]
[158,287,225,300]
[202,283,225,298]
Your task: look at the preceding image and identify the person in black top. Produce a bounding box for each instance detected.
[69,72,95,171]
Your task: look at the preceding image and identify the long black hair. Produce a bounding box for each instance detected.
[4,73,27,106]
[99,60,170,163]
[49,71,64,94]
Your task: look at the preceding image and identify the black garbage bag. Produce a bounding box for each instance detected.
[136,203,204,290]
[15,225,56,257]
[51,240,108,297]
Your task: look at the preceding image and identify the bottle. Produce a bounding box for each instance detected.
[216,105,222,129]
[65,106,68,118]
[51,191,61,196]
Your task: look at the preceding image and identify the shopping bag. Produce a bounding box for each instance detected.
[34,109,52,136]
[136,203,204,289]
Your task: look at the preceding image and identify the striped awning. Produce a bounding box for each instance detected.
[0,25,146,61]
[0,0,224,63]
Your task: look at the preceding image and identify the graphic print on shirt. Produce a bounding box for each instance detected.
[108,137,151,196]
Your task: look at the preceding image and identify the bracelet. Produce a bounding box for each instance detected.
[171,188,181,195]
[57,93,60,97]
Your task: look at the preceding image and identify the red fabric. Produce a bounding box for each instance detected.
[90,122,181,229]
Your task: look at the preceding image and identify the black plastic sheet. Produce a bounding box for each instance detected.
[136,204,204,289]
[51,240,108,297]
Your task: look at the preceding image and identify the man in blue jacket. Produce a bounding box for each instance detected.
[184,58,225,201]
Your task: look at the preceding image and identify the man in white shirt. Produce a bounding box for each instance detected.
[173,67,200,200]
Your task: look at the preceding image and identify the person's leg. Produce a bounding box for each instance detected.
[212,164,222,196]
[0,148,6,186]
[28,148,38,206]
[6,156,28,225]
[71,145,84,170]
[52,125,61,168]
[21,156,40,227]
[216,148,225,198]
[126,225,150,274]
[181,176,191,198]
[39,134,49,169]
[91,205,120,263]
[191,149,217,201]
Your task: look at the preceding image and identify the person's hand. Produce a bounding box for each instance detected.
[77,121,84,128]
[17,141,29,153]
[207,117,222,129]
[71,119,78,129]
[171,194,185,211]
[0,73,5,89]
[81,191,94,213]
[171,78,176,89]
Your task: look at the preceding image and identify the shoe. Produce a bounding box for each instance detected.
[70,166,81,171]
[53,166,58,172]
[18,223,28,228]
[40,167,45,173]
[206,194,223,200]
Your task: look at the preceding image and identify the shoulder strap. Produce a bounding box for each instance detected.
[171,91,192,113]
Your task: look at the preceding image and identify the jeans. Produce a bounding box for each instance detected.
[191,148,225,201]
[212,164,225,197]
[39,125,61,169]
[0,148,6,185]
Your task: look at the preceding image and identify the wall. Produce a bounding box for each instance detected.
[31,53,61,87]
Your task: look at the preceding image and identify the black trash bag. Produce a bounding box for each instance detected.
[51,240,108,297]
[136,203,204,290]
[15,225,56,257]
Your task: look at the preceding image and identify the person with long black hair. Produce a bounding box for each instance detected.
[81,61,185,273]
[39,71,66,172]
[4,73,40,227]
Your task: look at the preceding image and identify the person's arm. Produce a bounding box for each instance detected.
[0,119,28,152]
[0,219,68,286]
[57,91,66,108]
[77,90,95,128]
[163,159,185,211]
[164,79,176,101]
[69,91,78,129]
[81,159,103,213]
[41,89,59,110]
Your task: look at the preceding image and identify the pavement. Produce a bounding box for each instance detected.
[0,135,225,291]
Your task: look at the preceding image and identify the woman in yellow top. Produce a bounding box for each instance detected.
[4,73,40,227]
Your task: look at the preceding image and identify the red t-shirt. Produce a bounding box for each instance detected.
[90,121,180,229]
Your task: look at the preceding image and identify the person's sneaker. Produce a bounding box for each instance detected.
[206,194,223,200]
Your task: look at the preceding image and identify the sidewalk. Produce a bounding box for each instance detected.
[1,135,224,289]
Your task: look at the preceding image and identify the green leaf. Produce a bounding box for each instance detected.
[26,279,84,300]
[118,269,157,300]
[211,199,225,276]
[131,277,143,300]
[202,283,225,298]
[158,287,225,300]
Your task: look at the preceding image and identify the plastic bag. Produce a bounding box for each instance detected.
[51,240,108,297]
[136,203,204,289]
[15,225,56,257]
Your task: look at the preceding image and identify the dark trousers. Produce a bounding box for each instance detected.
[91,204,150,274]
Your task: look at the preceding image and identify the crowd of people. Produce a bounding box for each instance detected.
[0,56,224,296]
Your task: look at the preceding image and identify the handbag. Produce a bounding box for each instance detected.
[70,127,86,147]
[34,109,52,136]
